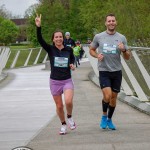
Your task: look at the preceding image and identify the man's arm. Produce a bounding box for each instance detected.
[35,14,50,52]
[118,38,131,60]
[89,46,98,58]
[89,46,104,61]
[122,49,131,60]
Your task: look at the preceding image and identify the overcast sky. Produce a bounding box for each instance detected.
[0,0,39,17]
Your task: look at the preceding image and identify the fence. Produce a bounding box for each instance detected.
[0,46,150,102]
[0,47,11,77]
[0,47,47,69]
[83,45,150,102]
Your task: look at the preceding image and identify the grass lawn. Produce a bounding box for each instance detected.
[10,45,34,50]
[6,45,47,68]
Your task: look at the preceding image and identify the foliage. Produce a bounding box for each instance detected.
[26,0,150,46]
[0,17,19,45]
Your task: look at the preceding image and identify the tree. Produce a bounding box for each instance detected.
[0,5,12,19]
[0,17,19,45]
[26,0,150,46]
[24,4,39,18]
[27,0,67,46]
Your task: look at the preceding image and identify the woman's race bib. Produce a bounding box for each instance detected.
[54,57,68,68]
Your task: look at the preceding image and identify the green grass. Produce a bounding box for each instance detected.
[4,46,150,99]
[15,50,30,67]
[5,45,46,68]
[122,50,150,99]
[5,50,18,68]
[123,55,150,98]
[10,45,32,50]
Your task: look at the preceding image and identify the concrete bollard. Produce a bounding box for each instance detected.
[45,60,50,70]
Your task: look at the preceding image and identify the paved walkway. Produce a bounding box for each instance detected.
[0,65,56,150]
[0,59,150,150]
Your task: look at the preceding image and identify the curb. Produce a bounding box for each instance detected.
[0,72,8,83]
[88,70,150,116]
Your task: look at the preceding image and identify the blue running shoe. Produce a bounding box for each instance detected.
[107,119,116,130]
[100,115,107,129]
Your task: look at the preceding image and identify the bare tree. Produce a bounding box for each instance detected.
[24,4,39,18]
[0,4,13,19]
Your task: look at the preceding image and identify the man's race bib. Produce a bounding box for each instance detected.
[54,57,68,68]
[102,43,117,54]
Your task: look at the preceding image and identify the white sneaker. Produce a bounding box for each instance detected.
[59,125,67,135]
[67,117,76,130]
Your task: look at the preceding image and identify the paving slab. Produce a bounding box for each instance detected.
[0,59,150,150]
[25,61,150,150]
[0,65,56,150]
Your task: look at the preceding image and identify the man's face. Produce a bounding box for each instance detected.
[66,35,70,39]
[105,16,117,32]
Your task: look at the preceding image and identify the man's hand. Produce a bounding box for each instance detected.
[35,13,41,27]
[97,53,104,61]
[118,42,126,53]
[90,47,104,61]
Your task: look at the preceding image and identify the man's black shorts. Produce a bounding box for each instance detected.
[99,70,122,93]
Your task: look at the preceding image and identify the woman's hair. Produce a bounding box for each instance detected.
[51,29,64,45]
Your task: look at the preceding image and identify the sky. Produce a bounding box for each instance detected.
[0,0,39,17]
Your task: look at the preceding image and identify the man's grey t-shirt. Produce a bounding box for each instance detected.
[91,31,129,72]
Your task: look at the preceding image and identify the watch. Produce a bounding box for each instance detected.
[122,49,127,53]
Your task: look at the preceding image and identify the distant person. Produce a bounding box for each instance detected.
[35,14,76,135]
[76,40,85,60]
[64,32,76,48]
[87,38,92,44]
[90,13,131,130]
[73,41,81,68]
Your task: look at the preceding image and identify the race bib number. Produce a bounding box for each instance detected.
[103,43,117,54]
[54,57,68,68]
[66,44,71,47]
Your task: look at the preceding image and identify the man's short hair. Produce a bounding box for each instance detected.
[105,13,116,21]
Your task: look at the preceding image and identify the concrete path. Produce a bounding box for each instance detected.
[0,65,56,150]
[0,59,150,150]
[27,61,150,150]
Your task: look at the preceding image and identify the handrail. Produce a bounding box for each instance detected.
[0,46,150,102]
[83,46,150,102]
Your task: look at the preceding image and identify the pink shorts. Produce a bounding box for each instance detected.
[50,78,74,96]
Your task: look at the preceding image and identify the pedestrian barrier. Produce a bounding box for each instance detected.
[83,45,150,102]
[0,47,47,70]
[0,45,150,102]
[0,47,10,76]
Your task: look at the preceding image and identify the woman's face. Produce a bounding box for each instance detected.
[53,32,64,46]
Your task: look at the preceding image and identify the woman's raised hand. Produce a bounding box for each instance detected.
[35,14,41,27]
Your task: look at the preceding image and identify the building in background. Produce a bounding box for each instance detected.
[11,18,28,43]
